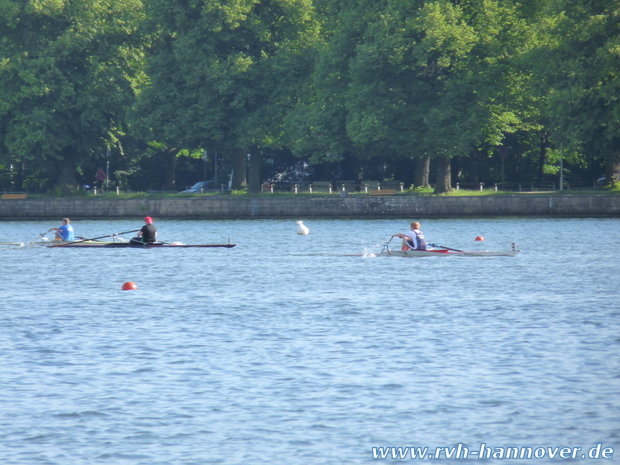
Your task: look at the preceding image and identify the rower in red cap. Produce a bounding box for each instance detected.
[130,216,158,245]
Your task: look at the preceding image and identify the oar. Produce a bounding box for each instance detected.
[428,242,463,252]
[31,232,48,243]
[379,236,394,254]
[48,229,140,248]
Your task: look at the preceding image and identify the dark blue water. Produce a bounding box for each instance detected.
[1,218,619,464]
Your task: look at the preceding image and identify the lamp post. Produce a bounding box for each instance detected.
[106,147,110,189]
[560,143,564,191]
[214,151,218,185]
[203,149,208,183]
[498,146,508,187]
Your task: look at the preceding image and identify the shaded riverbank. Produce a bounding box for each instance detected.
[0,194,618,219]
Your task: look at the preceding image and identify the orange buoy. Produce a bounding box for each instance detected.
[122,281,138,290]
[475,236,484,241]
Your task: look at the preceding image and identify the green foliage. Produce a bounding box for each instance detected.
[138,0,319,153]
[0,0,147,188]
[1,0,618,192]
[526,0,620,179]
[603,181,620,191]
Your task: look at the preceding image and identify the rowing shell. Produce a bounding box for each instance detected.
[52,241,237,248]
[1,240,237,248]
[379,248,519,257]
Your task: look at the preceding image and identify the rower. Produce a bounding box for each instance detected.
[130,216,157,245]
[392,221,427,251]
[48,218,75,241]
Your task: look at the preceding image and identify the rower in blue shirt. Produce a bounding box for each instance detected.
[49,218,75,241]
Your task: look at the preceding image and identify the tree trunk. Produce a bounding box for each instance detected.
[537,130,549,183]
[248,146,262,194]
[163,148,176,190]
[453,156,463,183]
[414,157,430,188]
[433,155,452,194]
[56,148,77,194]
[340,151,360,181]
[13,161,25,191]
[231,146,247,190]
[471,150,479,184]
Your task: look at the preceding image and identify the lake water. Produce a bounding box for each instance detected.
[0,217,619,465]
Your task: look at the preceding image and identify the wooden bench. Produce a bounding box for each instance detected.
[310,181,332,193]
[369,189,396,196]
[291,181,310,193]
[380,181,404,191]
[360,181,380,192]
[336,180,356,193]
[1,193,27,199]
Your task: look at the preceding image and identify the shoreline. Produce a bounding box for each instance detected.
[0,195,618,219]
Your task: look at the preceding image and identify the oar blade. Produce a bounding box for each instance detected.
[428,242,464,252]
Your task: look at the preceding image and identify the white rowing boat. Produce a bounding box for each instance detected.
[379,248,519,257]
[378,242,520,257]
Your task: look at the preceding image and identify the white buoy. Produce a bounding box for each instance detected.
[296,221,309,235]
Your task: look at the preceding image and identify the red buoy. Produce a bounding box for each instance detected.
[475,236,484,241]
[122,281,138,290]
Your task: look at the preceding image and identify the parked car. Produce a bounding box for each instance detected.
[180,181,216,193]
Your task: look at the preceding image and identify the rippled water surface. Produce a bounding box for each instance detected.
[1,217,619,464]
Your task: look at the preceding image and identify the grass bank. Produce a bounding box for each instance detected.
[10,185,620,200]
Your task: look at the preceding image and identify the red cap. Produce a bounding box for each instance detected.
[144,216,153,224]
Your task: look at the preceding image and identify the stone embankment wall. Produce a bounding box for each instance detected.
[0,195,618,219]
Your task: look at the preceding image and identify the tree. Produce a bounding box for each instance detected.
[416,0,537,192]
[0,0,147,191]
[344,0,430,186]
[527,0,620,186]
[139,0,319,192]
[319,0,533,193]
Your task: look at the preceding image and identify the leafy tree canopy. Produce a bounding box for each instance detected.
[0,0,147,188]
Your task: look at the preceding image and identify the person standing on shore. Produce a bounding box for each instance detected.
[95,168,106,191]
[392,221,427,251]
